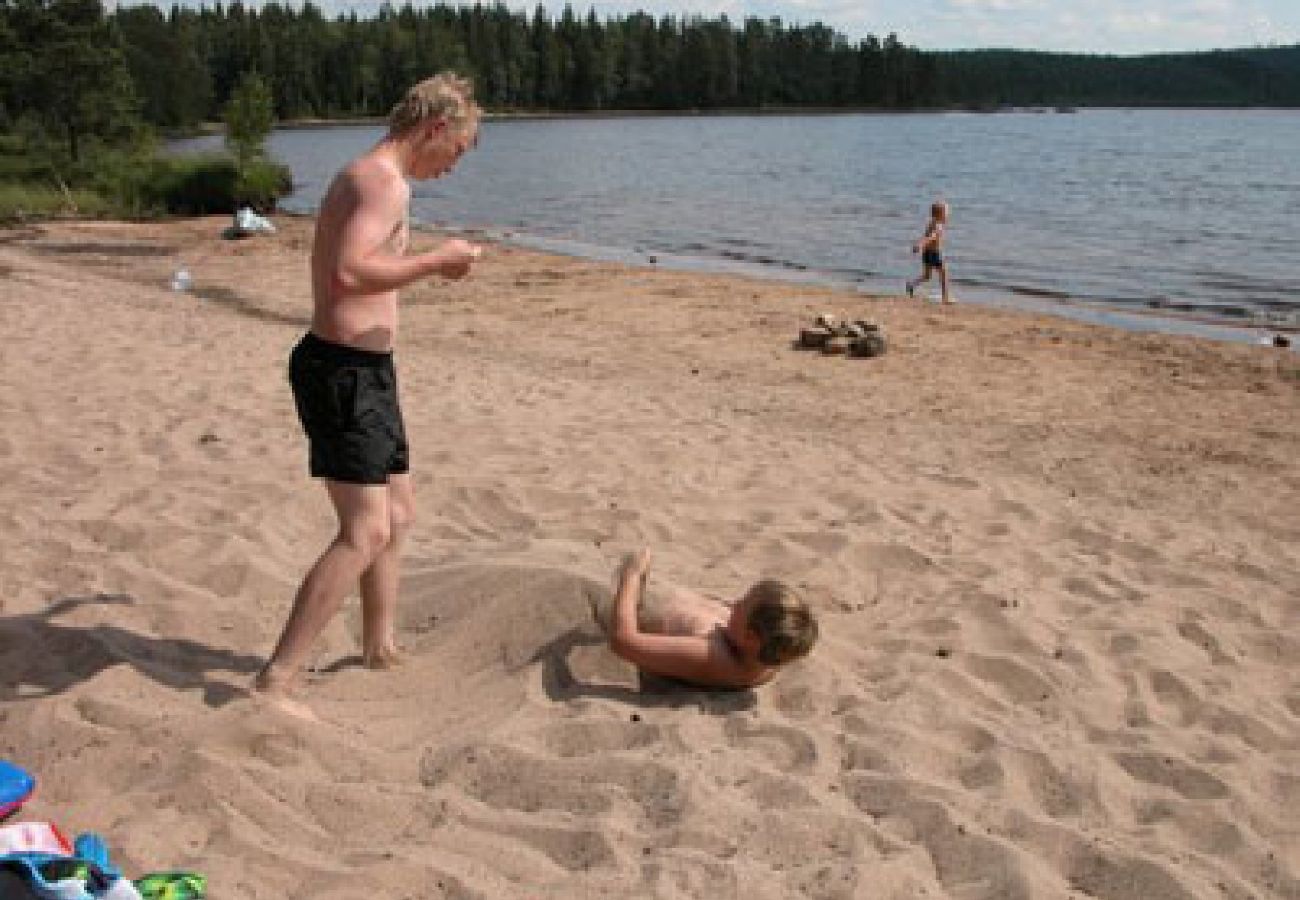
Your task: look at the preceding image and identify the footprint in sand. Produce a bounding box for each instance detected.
[993,495,1038,523]
[1059,841,1196,900]
[1150,669,1202,724]
[1113,752,1230,800]
[1176,617,1233,665]
[1284,693,1300,718]
[723,717,818,772]
[842,775,1033,899]
[456,811,618,873]
[840,738,897,775]
[1020,751,1084,819]
[421,742,683,826]
[963,653,1055,705]
[956,752,1004,790]
[533,719,670,758]
[737,769,817,810]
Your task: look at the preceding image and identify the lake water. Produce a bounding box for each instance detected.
[174,110,1300,338]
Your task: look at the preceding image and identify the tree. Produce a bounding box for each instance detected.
[116,5,211,128]
[224,70,273,168]
[5,0,140,162]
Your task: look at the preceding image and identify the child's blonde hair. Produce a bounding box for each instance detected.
[744,580,818,666]
[389,72,480,135]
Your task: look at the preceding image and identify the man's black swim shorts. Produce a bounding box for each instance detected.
[289,332,409,484]
[922,248,944,269]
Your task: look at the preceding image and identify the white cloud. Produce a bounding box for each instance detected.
[946,0,1045,10]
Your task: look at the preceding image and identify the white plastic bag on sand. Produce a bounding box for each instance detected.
[234,206,275,235]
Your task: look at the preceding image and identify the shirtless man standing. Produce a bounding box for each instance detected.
[254,73,482,709]
[605,549,819,689]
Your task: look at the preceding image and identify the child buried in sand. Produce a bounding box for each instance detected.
[601,549,818,689]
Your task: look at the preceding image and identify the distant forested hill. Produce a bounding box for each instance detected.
[935,45,1300,108]
[2,0,1296,137]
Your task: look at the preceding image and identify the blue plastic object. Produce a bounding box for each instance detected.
[72,834,120,880]
[0,761,35,819]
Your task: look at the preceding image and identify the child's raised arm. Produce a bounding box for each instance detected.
[607,549,763,688]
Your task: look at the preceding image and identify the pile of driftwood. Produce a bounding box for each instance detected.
[795,314,888,358]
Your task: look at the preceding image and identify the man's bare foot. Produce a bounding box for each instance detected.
[255,691,321,722]
[253,662,296,694]
[251,664,320,722]
[363,644,407,670]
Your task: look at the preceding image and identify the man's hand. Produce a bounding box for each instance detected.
[431,239,482,280]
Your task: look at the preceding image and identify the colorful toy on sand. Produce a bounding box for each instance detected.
[0,761,35,821]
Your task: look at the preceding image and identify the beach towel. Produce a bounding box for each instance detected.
[0,866,42,899]
[0,852,142,899]
[0,822,72,856]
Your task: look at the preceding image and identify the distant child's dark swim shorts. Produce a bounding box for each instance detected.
[922,249,944,268]
[289,332,409,484]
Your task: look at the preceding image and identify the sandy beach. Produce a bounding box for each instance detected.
[1,215,1297,899]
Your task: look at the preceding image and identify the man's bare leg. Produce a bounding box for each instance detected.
[255,480,392,698]
[940,266,955,304]
[360,473,414,668]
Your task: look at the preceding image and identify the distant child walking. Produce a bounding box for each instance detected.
[906,201,954,304]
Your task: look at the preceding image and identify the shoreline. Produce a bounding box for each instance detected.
[395,213,1298,349]
[174,103,1300,137]
[258,104,1300,131]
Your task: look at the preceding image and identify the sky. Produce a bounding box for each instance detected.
[272,0,1297,54]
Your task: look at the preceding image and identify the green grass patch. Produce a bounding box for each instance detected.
[0,182,112,223]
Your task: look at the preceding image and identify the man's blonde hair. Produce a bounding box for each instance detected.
[389,72,480,135]
[744,580,818,666]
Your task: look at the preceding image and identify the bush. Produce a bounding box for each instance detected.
[131,153,292,215]
[235,158,293,211]
[0,129,291,219]
[146,153,240,214]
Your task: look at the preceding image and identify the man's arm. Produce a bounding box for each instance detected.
[608,550,760,689]
[331,165,479,297]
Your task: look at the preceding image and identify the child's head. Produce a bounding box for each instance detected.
[732,580,819,666]
[931,201,949,222]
